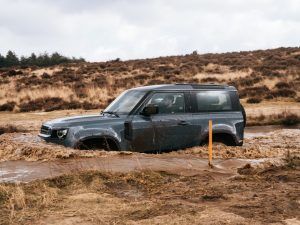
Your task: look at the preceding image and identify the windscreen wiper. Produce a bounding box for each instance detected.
[102,111,119,117]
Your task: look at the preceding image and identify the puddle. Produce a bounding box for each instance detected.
[0,168,33,182]
[244,125,300,138]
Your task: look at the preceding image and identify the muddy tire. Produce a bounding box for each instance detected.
[76,137,119,151]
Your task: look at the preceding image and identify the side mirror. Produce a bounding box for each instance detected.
[141,104,159,116]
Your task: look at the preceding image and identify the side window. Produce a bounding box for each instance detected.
[196,91,232,112]
[146,92,185,114]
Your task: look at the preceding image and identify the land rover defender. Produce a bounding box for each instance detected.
[39,84,246,152]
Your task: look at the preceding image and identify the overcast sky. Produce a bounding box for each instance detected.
[0,0,299,61]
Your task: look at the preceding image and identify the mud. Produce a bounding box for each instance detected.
[1,164,299,225]
[0,126,299,162]
[244,124,300,138]
[0,113,299,224]
[0,125,299,183]
[0,155,283,183]
[0,132,118,162]
[172,127,300,160]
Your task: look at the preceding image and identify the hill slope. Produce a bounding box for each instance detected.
[0,47,299,112]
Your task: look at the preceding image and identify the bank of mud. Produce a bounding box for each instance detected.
[0,161,299,225]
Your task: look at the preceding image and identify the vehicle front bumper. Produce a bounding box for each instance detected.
[38,126,76,148]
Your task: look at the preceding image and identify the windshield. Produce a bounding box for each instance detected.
[103,90,146,114]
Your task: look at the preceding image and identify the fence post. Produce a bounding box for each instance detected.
[208,120,213,167]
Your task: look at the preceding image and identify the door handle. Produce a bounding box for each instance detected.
[178,121,190,126]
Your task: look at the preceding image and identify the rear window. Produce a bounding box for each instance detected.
[195,91,232,112]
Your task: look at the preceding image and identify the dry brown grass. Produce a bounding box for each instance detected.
[247,111,300,126]
[0,125,27,135]
[0,181,59,224]
[0,47,299,112]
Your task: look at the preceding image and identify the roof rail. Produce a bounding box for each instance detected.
[175,83,228,89]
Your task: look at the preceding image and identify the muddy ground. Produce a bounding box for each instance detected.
[0,105,299,225]
[0,163,299,225]
[0,126,299,161]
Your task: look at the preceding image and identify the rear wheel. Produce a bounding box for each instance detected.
[201,133,238,146]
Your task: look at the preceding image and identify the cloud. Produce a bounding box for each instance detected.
[0,0,299,61]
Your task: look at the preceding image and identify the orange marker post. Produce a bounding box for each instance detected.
[208,120,213,167]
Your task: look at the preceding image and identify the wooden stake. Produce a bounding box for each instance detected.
[208,120,213,167]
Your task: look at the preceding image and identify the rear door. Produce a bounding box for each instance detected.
[191,90,244,143]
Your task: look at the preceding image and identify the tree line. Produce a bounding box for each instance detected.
[0,51,85,68]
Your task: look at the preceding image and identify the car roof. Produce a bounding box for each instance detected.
[130,83,237,91]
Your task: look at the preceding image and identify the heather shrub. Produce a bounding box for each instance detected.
[19,97,68,112]
[239,85,270,98]
[246,97,262,104]
[275,81,290,89]
[201,77,219,83]
[7,70,23,76]
[281,113,300,126]
[264,94,274,100]
[92,76,108,86]
[0,125,27,135]
[271,89,296,98]
[41,72,51,79]
[239,73,262,87]
[0,101,16,111]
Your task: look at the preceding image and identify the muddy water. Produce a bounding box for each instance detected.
[0,155,282,183]
[244,124,299,138]
[0,125,297,183]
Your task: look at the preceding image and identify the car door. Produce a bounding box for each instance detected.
[144,92,199,151]
[191,90,243,143]
[125,114,156,152]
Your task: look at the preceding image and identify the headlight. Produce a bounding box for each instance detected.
[56,129,68,139]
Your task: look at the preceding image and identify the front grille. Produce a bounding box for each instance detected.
[40,125,51,135]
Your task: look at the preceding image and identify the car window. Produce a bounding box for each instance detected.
[146,92,185,114]
[104,90,146,114]
[196,91,232,111]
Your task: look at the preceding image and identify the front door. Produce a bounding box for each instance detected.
[143,92,199,151]
[126,114,156,152]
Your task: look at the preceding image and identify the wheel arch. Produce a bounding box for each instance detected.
[75,135,121,151]
[200,130,239,146]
